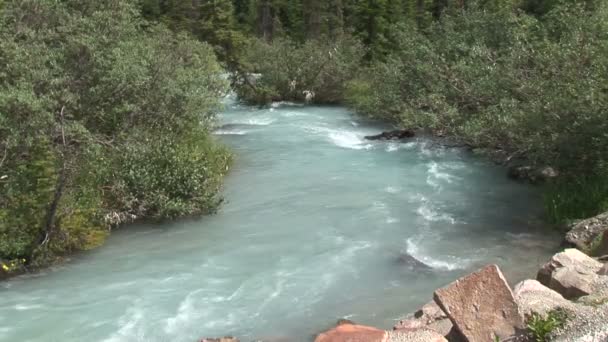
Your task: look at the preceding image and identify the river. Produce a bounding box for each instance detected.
[0,101,560,341]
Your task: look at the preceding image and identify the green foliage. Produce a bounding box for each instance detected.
[234,35,365,104]
[108,131,231,220]
[543,171,608,224]
[527,309,568,342]
[0,0,230,269]
[346,0,608,221]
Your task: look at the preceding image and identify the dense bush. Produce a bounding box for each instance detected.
[346,1,608,222]
[0,0,230,271]
[233,36,366,104]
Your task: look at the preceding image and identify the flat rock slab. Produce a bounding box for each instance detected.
[314,324,388,342]
[433,264,523,342]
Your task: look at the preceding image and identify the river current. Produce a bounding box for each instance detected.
[0,101,560,341]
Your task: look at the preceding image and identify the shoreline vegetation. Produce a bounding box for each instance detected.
[0,0,606,297]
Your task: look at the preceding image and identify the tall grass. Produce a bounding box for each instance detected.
[543,174,608,225]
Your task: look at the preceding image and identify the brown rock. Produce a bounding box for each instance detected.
[393,301,452,336]
[537,248,604,299]
[565,211,608,252]
[314,324,387,342]
[387,328,447,342]
[433,264,523,342]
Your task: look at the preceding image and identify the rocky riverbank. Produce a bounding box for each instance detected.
[202,211,608,342]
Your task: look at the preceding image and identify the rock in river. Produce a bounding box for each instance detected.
[364,129,415,141]
[396,253,433,272]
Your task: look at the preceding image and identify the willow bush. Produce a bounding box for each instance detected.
[346,0,608,222]
[0,0,230,272]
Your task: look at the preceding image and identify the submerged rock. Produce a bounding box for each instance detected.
[364,129,415,141]
[396,253,433,272]
[565,211,608,253]
[537,248,605,299]
[433,264,524,342]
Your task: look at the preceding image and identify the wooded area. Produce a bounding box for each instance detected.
[1,0,607,275]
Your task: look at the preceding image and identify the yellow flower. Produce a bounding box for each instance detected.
[1,264,8,271]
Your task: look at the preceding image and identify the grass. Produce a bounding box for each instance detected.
[527,309,569,342]
[543,173,608,225]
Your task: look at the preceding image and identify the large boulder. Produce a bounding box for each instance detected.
[433,264,524,342]
[537,249,604,299]
[513,279,575,319]
[393,301,452,337]
[387,329,447,342]
[314,324,387,342]
[565,211,608,252]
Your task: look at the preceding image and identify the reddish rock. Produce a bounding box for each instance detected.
[433,264,523,342]
[314,324,387,342]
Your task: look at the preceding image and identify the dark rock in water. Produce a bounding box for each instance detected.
[336,319,355,326]
[364,129,415,141]
[397,253,433,271]
[216,123,253,131]
[507,165,558,183]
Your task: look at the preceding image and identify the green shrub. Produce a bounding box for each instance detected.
[234,35,365,104]
[0,0,230,268]
[346,0,608,222]
[527,309,569,342]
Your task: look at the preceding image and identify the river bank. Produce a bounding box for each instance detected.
[0,103,563,341]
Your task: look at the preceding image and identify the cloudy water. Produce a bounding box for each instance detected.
[0,101,560,341]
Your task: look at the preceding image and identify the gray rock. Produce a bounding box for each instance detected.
[393,301,452,337]
[599,263,608,276]
[513,279,576,319]
[387,328,447,342]
[537,249,604,299]
[434,264,524,342]
[550,302,608,342]
[565,211,608,252]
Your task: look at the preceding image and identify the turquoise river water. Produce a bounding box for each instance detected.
[0,101,561,342]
